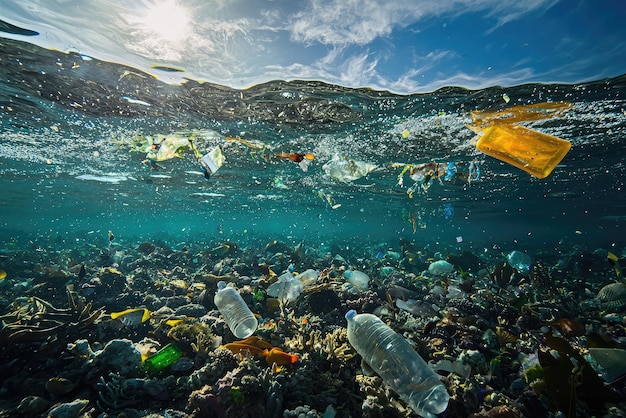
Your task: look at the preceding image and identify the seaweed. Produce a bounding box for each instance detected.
[538,329,618,417]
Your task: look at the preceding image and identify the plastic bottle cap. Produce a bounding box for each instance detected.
[345,309,357,321]
[217,281,226,290]
[343,270,353,279]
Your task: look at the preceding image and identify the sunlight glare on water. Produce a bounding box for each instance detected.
[124,0,193,61]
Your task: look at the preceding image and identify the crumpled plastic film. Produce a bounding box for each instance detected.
[467,102,572,178]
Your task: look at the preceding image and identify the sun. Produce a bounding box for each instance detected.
[140,0,191,43]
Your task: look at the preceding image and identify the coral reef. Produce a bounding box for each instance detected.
[0,238,624,418]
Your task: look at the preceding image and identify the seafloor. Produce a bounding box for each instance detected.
[0,237,625,418]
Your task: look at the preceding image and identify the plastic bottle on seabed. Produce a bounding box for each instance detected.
[214,281,258,339]
[143,343,183,374]
[345,310,450,418]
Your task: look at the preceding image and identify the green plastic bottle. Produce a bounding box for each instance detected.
[143,343,183,374]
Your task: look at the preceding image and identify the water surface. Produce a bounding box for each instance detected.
[1,38,625,256]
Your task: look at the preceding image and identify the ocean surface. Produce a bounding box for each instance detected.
[1,37,625,257]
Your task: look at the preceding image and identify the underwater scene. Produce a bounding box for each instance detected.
[2,30,626,418]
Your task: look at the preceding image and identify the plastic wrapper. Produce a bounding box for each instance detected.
[476,124,571,178]
[468,102,572,178]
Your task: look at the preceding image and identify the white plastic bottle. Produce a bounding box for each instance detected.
[214,281,257,338]
[345,309,450,418]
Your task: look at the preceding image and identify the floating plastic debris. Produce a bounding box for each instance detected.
[468,161,481,183]
[122,96,151,106]
[475,124,571,178]
[469,102,571,127]
[191,192,226,197]
[502,93,510,103]
[199,146,225,179]
[468,102,572,178]
[273,177,289,189]
[506,250,532,274]
[314,189,340,208]
[146,135,200,162]
[322,156,377,182]
[75,174,128,183]
[394,160,480,197]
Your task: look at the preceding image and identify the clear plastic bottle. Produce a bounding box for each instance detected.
[343,270,370,290]
[345,309,450,418]
[214,281,258,339]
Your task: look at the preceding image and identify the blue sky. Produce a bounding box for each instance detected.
[1,0,625,93]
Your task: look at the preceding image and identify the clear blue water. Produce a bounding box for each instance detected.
[1,38,625,257]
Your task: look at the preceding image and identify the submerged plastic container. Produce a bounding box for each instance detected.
[475,124,571,178]
[322,156,377,182]
[214,281,258,338]
[267,272,304,304]
[507,250,533,274]
[345,310,450,418]
[343,270,370,290]
[199,146,225,179]
[143,343,183,374]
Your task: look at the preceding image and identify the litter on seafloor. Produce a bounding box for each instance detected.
[266,272,304,304]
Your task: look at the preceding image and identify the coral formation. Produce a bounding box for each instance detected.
[0,238,624,417]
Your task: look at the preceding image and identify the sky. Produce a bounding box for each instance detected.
[1,0,625,93]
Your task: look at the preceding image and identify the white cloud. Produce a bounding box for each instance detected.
[484,0,561,31]
[289,0,427,46]
[337,53,379,86]
[263,45,546,93]
[288,0,561,46]
[7,0,617,94]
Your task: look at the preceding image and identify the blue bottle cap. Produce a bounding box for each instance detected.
[217,281,226,290]
[345,309,357,321]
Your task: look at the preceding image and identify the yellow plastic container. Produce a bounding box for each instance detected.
[470,102,571,127]
[475,124,571,178]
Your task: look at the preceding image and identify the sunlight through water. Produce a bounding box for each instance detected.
[125,0,192,61]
